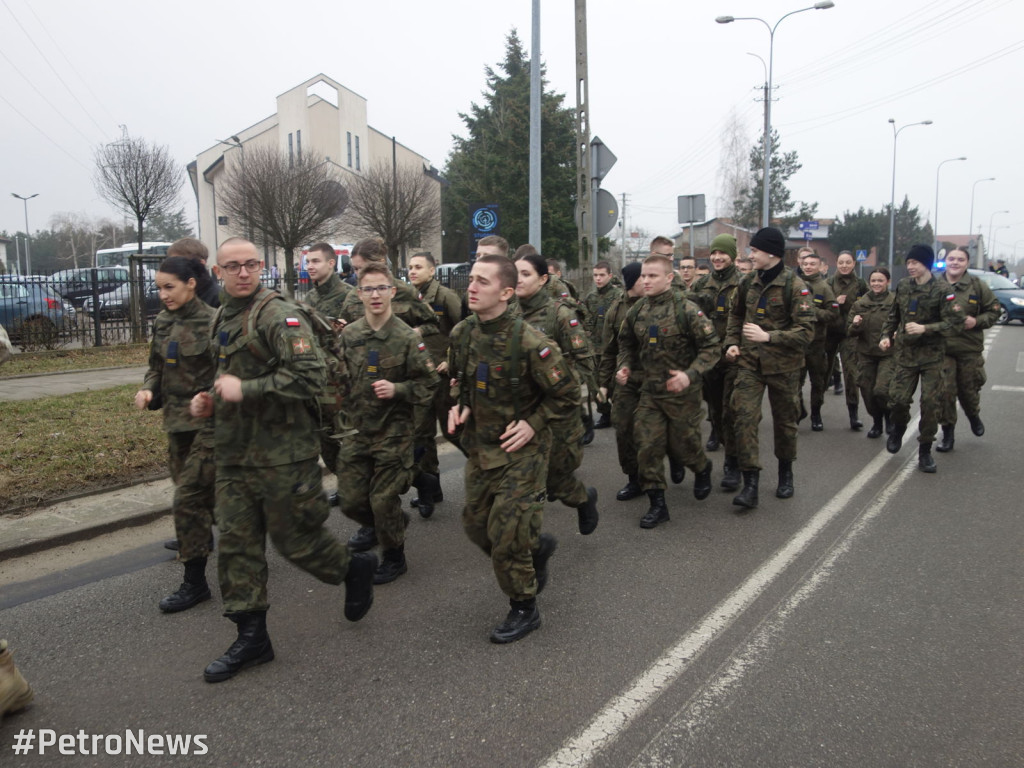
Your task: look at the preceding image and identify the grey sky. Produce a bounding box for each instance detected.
[3,0,1022,262]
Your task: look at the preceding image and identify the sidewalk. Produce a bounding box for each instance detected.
[0,366,147,401]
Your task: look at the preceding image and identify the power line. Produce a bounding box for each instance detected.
[0,90,94,173]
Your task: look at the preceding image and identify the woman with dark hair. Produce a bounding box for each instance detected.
[514,253,600,535]
[135,256,217,612]
[846,267,894,438]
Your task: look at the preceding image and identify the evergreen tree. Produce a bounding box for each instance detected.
[830,197,932,270]
[733,129,818,232]
[442,30,578,264]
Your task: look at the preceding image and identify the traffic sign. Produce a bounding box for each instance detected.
[677,194,706,224]
[803,230,813,241]
[595,189,619,237]
[798,221,820,231]
[591,136,617,182]
[856,249,868,262]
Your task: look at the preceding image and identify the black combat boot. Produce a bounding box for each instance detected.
[616,474,643,501]
[163,539,180,551]
[532,534,558,594]
[866,416,884,439]
[576,487,599,535]
[159,557,211,613]
[412,472,442,519]
[328,491,341,507]
[887,423,907,454]
[594,412,612,429]
[935,425,955,453]
[581,414,595,446]
[344,552,378,621]
[705,427,720,452]
[848,404,863,431]
[720,455,741,491]
[347,526,378,552]
[373,546,408,585]
[884,410,893,435]
[776,460,794,499]
[918,442,937,473]
[810,406,824,432]
[968,413,985,436]
[732,470,760,510]
[833,370,844,395]
[411,480,444,510]
[204,611,274,683]
[669,458,685,484]
[490,598,541,644]
[799,397,808,423]
[640,489,670,529]
[693,460,713,500]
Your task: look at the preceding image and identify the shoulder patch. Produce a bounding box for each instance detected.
[800,288,810,296]
[286,317,301,327]
[945,293,955,301]
[539,346,551,359]
[569,318,580,327]
[417,341,426,352]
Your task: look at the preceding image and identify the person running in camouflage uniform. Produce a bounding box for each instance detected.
[582,260,623,429]
[847,268,895,438]
[616,253,720,528]
[598,262,644,501]
[827,251,869,430]
[935,247,1001,453]
[408,251,464,517]
[688,234,742,492]
[337,263,437,585]
[724,227,815,508]
[448,255,577,644]
[514,253,599,535]
[303,242,353,506]
[797,249,839,431]
[879,244,965,473]
[136,256,217,614]
[189,238,377,683]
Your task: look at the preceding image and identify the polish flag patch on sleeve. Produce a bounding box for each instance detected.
[569,318,579,327]
[286,317,301,327]
[945,293,956,301]
[539,346,551,359]
[800,288,810,296]
[417,342,426,352]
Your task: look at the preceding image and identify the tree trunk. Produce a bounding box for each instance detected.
[282,247,296,299]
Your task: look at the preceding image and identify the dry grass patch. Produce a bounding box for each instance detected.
[0,384,167,512]
[1,344,149,378]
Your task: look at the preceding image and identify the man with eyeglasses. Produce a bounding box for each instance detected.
[190,237,377,683]
[676,255,698,291]
[335,262,436,583]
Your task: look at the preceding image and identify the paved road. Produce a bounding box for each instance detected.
[0,367,146,401]
[1,328,1021,767]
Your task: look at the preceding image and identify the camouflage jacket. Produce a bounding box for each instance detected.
[306,272,352,321]
[801,271,840,342]
[582,282,624,345]
[688,264,741,340]
[617,288,720,397]
[417,277,463,365]
[880,274,964,366]
[210,287,325,467]
[847,290,894,359]
[724,266,815,375]
[448,308,579,470]
[598,293,642,391]
[143,297,216,433]
[518,289,597,399]
[941,273,1000,355]
[339,314,437,440]
[827,271,869,338]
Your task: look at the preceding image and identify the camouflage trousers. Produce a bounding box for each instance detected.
[338,435,415,550]
[593,353,611,418]
[635,390,706,491]
[856,355,894,420]
[215,458,349,615]
[547,417,588,507]
[940,351,986,426]
[317,412,342,477]
[463,448,548,602]
[802,339,830,410]
[414,372,452,477]
[703,360,738,457]
[826,336,861,408]
[167,428,215,563]
[887,359,943,443]
[731,367,801,471]
[611,382,641,476]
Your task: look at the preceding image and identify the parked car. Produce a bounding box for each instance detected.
[968,269,1024,325]
[0,276,73,346]
[50,267,134,309]
[82,279,162,320]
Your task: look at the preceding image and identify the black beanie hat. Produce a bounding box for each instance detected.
[622,261,642,290]
[905,244,935,271]
[749,227,786,259]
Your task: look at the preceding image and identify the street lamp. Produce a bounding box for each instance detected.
[987,210,1009,265]
[887,119,932,271]
[716,1,835,228]
[934,156,965,253]
[968,177,995,258]
[11,193,39,275]
[990,225,1010,261]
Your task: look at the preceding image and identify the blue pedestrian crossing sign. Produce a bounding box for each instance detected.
[855,249,868,262]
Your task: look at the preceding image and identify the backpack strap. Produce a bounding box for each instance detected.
[508,316,523,423]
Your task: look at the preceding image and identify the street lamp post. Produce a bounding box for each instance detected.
[11,193,39,275]
[987,210,1009,265]
[887,119,932,271]
[716,1,835,228]
[991,226,1010,262]
[969,177,995,267]
[934,156,965,253]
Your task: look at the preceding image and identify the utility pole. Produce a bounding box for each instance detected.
[620,192,628,266]
[574,0,591,268]
[529,0,542,249]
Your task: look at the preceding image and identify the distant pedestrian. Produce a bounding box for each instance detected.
[847,268,895,438]
[582,260,623,430]
[797,250,839,431]
[826,251,869,430]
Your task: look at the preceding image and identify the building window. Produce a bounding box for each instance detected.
[296,129,302,160]
[355,135,360,171]
[288,133,294,167]
[347,132,352,167]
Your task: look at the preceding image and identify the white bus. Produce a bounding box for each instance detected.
[95,242,173,268]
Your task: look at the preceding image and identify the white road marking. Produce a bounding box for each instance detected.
[991,385,1024,392]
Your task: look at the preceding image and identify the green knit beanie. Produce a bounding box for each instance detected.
[709,234,737,260]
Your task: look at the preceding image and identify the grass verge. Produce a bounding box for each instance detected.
[0,383,166,512]
[0,344,150,378]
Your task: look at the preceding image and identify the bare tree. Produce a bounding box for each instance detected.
[716,110,750,221]
[345,162,441,272]
[93,136,183,255]
[218,146,348,295]
[49,212,107,267]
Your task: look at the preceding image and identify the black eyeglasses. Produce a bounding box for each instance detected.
[358,284,392,295]
[219,260,261,275]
